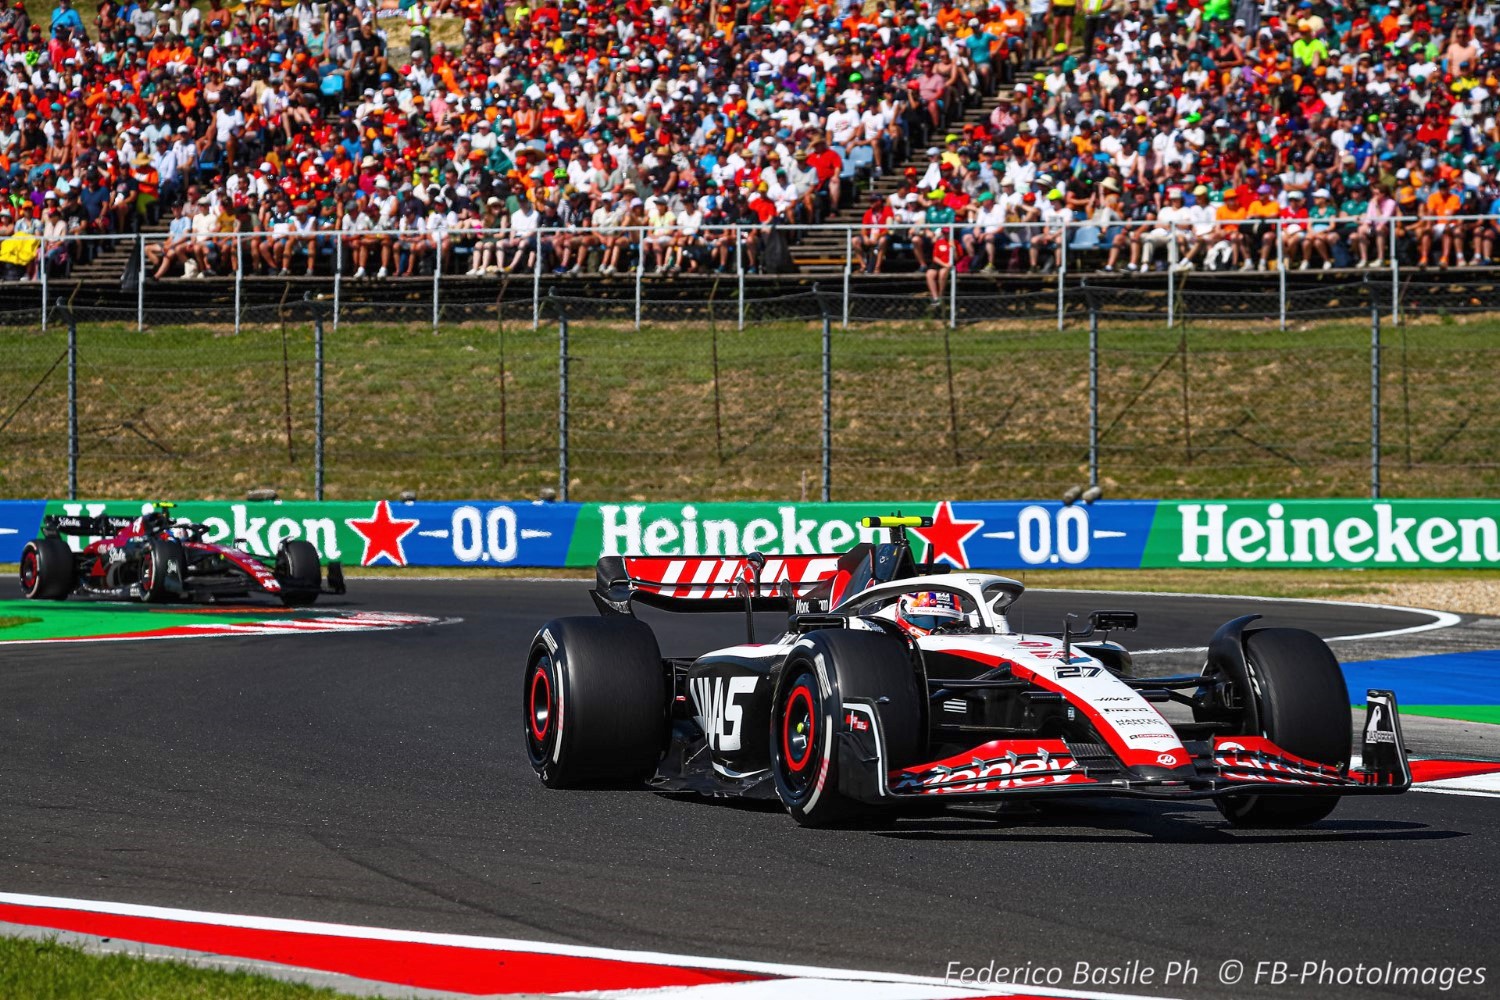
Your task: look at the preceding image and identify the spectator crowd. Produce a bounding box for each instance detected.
[0,0,1497,283]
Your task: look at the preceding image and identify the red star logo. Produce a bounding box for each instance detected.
[910,501,984,569]
[345,501,420,567]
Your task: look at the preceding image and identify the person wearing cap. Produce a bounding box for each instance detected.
[1028,187,1068,272]
[1422,177,1462,268]
[1246,184,1282,270]
[1306,189,1339,270]
[1270,189,1310,271]
[132,152,161,224]
[1137,188,1187,271]
[285,201,321,277]
[925,215,955,307]
[1207,188,1249,271]
[188,195,218,277]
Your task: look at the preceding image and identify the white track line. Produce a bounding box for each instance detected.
[0,892,1172,1000]
[1025,589,1462,654]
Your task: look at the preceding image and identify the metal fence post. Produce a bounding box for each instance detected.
[821,306,831,502]
[735,228,745,331]
[39,237,48,332]
[63,298,77,500]
[949,222,957,330]
[136,231,145,331]
[634,225,643,332]
[532,226,543,331]
[842,227,851,329]
[314,304,325,501]
[1057,217,1067,332]
[234,232,243,336]
[1166,264,1175,329]
[333,229,342,332]
[1277,220,1286,331]
[1088,298,1099,488]
[1371,294,1381,500]
[556,293,570,501]
[1389,222,1400,324]
[432,229,442,334]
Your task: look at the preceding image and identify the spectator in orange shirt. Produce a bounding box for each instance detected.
[1213,189,1250,269]
[1422,178,1461,267]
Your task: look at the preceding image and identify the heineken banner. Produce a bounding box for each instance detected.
[1,498,1498,569]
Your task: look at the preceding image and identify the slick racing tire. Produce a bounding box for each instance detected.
[1212,627,1351,828]
[19,538,73,600]
[140,537,185,604]
[771,629,922,828]
[275,540,322,607]
[524,617,667,788]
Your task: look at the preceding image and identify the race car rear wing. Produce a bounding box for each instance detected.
[591,515,945,630]
[592,553,849,615]
[41,513,136,538]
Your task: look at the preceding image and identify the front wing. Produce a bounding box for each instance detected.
[838,690,1411,804]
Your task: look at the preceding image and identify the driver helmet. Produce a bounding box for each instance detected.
[171,518,193,541]
[895,591,964,637]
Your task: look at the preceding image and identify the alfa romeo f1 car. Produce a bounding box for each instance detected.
[19,504,345,606]
[524,515,1411,828]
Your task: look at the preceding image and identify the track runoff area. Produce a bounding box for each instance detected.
[1,579,1497,1000]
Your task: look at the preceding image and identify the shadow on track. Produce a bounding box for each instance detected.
[873,803,1463,845]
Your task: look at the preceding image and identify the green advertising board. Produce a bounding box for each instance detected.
[1146,500,1500,568]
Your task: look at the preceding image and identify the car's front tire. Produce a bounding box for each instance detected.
[19,538,73,600]
[524,617,667,788]
[1210,627,1351,828]
[275,540,322,606]
[140,537,185,603]
[770,629,923,827]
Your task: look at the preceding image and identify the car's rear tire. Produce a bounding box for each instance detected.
[770,629,923,827]
[140,538,185,603]
[524,617,667,788]
[19,538,73,600]
[1213,627,1351,828]
[276,540,322,606]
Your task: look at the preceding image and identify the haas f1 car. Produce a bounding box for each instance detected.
[19,504,345,607]
[524,516,1411,828]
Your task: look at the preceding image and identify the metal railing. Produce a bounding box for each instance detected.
[11,214,1493,333]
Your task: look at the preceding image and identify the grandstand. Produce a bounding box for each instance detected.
[2,0,1497,286]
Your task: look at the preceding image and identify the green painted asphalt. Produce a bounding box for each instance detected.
[1401,705,1500,726]
[0,600,314,643]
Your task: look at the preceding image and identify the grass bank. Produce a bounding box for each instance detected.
[0,935,356,1000]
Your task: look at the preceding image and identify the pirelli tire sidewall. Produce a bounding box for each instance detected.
[770,629,922,827]
[140,537,185,603]
[1217,626,1351,828]
[524,616,666,789]
[20,537,74,600]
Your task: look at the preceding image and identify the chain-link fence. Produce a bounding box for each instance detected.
[5,222,1500,502]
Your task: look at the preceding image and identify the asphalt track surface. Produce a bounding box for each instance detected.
[1,580,1497,999]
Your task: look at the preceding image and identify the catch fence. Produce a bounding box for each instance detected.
[3,220,1500,504]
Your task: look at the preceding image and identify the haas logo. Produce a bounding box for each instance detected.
[1365,701,1397,744]
[690,676,758,752]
